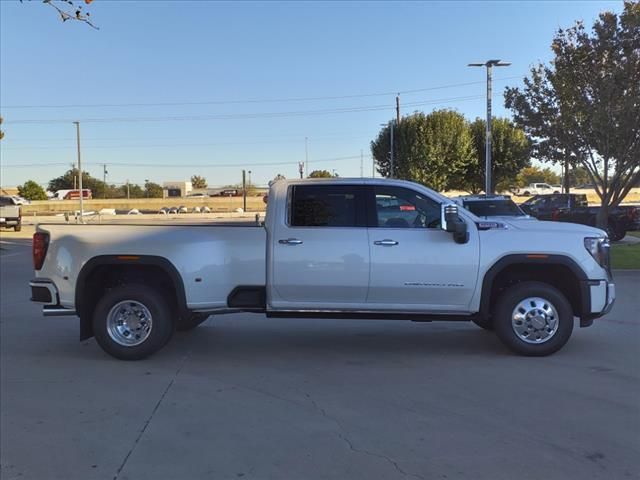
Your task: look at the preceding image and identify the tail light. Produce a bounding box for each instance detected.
[33,232,50,271]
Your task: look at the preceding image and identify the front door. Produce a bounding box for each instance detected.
[367,185,480,312]
[269,184,370,310]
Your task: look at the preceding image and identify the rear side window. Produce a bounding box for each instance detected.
[290,185,365,227]
[463,200,525,217]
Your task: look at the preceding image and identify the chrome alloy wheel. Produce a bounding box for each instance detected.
[106,300,153,347]
[511,297,559,344]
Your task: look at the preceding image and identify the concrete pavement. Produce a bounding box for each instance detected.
[1,238,639,480]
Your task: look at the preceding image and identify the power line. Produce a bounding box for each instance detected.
[2,95,484,125]
[0,77,522,109]
[1,154,371,169]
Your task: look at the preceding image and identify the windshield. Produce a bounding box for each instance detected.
[463,199,526,217]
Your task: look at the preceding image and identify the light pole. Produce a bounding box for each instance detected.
[468,59,510,194]
[73,121,84,222]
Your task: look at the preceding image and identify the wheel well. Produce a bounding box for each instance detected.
[77,262,184,339]
[484,263,583,319]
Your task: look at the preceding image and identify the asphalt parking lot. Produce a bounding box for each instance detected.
[1,236,639,480]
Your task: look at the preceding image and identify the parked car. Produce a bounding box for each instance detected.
[30,178,614,360]
[515,183,560,196]
[0,195,22,231]
[11,195,31,205]
[520,194,640,241]
[452,195,533,221]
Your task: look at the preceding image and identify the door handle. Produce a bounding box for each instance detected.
[279,238,304,245]
[374,239,399,246]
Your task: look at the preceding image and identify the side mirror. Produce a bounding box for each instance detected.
[441,204,469,244]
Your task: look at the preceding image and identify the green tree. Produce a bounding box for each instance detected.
[120,184,145,198]
[371,110,474,192]
[516,166,561,187]
[17,180,47,201]
[505,2,640,228]
[48,168,109,198]
[191,175,207,189]
[568,166,592,187]
[308,170,335,178]
[452,117,531,193]
[144,181,163,198]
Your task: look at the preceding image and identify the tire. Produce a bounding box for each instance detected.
[92,284,175,360]
[493,281,573,356]
[176,313,209,332]
[14,224,21,232]
[523,191,530,196]
[472,317,493,331]
[607,223,625,242]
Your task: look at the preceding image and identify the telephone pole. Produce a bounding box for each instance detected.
[242,169,247,212]
[468,59,510,194]
[103,164,108,198]
[73,121,84,222]
[360,149,364,177]
[389,121,395,179]
[304,137,309,177]
[396,94,401,125]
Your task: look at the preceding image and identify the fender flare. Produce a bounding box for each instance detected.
[479,254,590,320]
[76,255,188,339]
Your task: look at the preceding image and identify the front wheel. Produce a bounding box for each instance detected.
[14,223,21,232]
[493,281,573,356]
[92,284,175,360]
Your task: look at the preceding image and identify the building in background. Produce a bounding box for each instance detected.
[163,181,193,198]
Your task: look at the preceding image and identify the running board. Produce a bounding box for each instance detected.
[43,306,77,317]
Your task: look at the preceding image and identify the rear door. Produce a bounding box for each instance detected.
[268,184,370,310]
[367,185,480,311]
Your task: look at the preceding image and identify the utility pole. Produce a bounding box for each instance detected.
[360,149,364,177]
[126,180,130,200]
[242,169,247,212]
[468,59,510,194]
[298,162,304,179]
[73,121,84,222]
[304,137,309,177]
[389,121,395,179]
[396,94,401,125]
[103,164,108,198]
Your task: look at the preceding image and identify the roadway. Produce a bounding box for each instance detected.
[1,236,639,480]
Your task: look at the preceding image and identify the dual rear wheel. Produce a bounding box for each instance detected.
[92,284,208,360]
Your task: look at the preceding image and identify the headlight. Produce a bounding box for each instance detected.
[584,237,610,271]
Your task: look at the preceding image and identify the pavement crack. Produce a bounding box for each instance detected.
[112,352,190,480]
[336,432,425,480]
[304,392,425,480]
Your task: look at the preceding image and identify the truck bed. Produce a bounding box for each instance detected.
[35,223,266,311]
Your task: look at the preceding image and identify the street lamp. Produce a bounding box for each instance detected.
[468,59,510,194]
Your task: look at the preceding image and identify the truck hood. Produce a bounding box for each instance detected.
[500,219,606,238]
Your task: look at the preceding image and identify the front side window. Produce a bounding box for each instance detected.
[374,186,441,228]
[290,185,363,227]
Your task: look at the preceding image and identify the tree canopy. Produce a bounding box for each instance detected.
[371,110,529,193]
[371,110,475,192]
[308,170,336,178]
[505,1,640,226]
[452,118,531,193]
[17,180,48,201]
[516,166,561,187]
[191,175,207,189]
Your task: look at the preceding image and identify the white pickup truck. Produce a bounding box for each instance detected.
[30,178,615,360]
[515,183,561,196]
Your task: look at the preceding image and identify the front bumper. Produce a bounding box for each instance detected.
[580,280,615,327]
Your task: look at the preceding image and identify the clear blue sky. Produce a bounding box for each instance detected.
[0,0,621,189]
